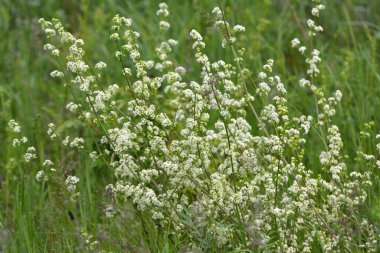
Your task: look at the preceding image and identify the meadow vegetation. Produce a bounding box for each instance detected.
[0,0,379,252]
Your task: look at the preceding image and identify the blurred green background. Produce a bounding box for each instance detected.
[0,0,379,252]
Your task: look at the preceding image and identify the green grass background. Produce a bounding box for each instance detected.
[0,0,379,252]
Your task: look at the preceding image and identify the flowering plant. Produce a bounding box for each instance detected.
[9,0,376,251]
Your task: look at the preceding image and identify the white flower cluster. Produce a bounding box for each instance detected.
[62,136,85,149]
[95,61,107,70]
[50,70,64,78]
[37,1,378,251]
[8,119,21,133]
[291,38,300,48]
[12,136,28,147]
[157,3,170,31]
[36,158,57,182]
[233,25,245,33]
[47,123,57,140]
[8,120,40,165]
[35,170,48,182]
[306,49,321,76]
[311,3,326,17]
[24,147,37,163]
[156,3,169,17]
[65,175,80,201]
[307,0,325,36]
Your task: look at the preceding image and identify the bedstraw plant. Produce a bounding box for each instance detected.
[4,0,379,252]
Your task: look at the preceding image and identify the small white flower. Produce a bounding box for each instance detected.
[189,29,202,41]
[335,90,342,102]
[233,25,245,32]
[12,139,20,147]
[44,28,56,36]
[47,123,57,139]
[43,43,54,51]
[50,70,64,78]
[159,21,170,31]
[51,49,60,56]
[95,61,107,69]
[110,33,119,40]
[157,3,169,17]
[212,7,222,19]
[36,170,48,182]
[299,46,307,54]
[8,119,21,133]
[291,38,300,48]
[65,175,80,193]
